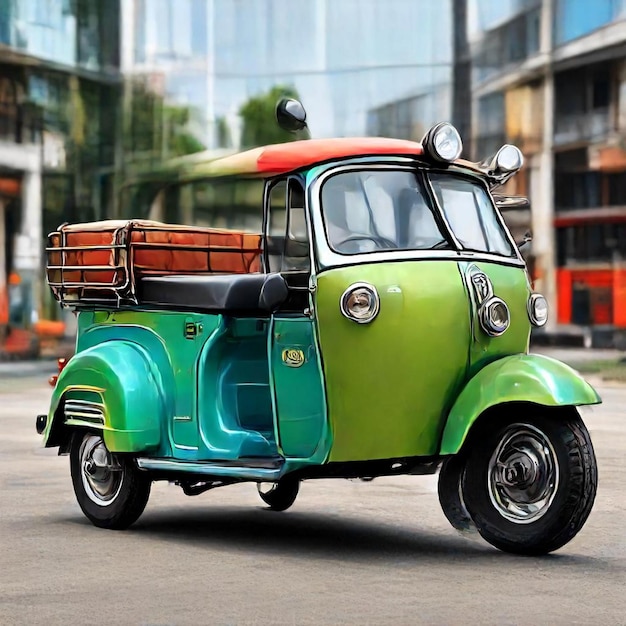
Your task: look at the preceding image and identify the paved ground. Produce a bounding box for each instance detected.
[0,369,625,625]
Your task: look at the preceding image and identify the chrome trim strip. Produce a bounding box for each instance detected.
[64,400,105,425]
[135,458,283,480]
[65,418,104,428]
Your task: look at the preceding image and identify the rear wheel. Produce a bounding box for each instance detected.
[461,409,597,555]
[70,431,151,529]
[257,477,300,511]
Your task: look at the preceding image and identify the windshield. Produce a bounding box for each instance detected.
[428,173,514,257]
[321,170,449,254]
[320,169,514,257]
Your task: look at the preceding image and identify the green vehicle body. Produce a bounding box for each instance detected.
[42,137,601,486]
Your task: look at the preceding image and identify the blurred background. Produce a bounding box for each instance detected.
[0,0,625,358]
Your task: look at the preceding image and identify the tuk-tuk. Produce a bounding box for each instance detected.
[37,99,600,555]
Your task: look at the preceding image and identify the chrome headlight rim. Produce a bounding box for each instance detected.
[422,122,463,163]
[528,293,548,327]
[340,282,380,324]
[479,296,510,337]
[494,144,524,172]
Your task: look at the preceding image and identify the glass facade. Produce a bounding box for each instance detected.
[468,0,541,83]
[130,0,454,149]
[0,0,119,71]
[554,0,626,45]
[0,0,122,329]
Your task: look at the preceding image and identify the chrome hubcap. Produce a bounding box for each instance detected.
[257,482,278,496]
[488,424,559,524]
[79,434,123,506]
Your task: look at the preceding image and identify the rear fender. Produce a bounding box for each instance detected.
[440,354,601,455]
[45,340,170,453]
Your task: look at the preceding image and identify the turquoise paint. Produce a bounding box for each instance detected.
[440,353,602,455]
[197,317,278,460]
[47,340,165,452]
[78,309,211,457]
[270,316,328,459]
[55,309,328,476]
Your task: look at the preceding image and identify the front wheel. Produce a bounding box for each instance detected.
[461,409,597,555]
[70,431,151,530]
[257,477,300,511]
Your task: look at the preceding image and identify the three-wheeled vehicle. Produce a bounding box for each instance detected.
[37,99,600,555]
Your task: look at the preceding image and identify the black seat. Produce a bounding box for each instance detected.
[139,273,288,314]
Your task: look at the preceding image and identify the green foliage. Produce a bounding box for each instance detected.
[239,84,307,148]
[215,116,233,148]
[126,78,206,163]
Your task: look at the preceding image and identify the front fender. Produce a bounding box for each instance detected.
[440,354,601,455]
[45,340,169,453]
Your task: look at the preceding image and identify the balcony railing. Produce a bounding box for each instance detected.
[554,109,612,146]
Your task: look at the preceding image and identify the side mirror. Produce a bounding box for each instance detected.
[516,231,532,253]
[493,195,530,211]
[258,273,289,312]
[276,98,308,132]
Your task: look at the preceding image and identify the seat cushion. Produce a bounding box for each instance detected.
[139,273,287,314]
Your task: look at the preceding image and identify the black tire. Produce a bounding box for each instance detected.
[70,431,151,530]
[461,408,597,555]
[438,455,476,533]
[257,477,300,511]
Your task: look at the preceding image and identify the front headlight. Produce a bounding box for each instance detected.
[495,144,524,171]
[479,297,510,336]
[340,283,380,324]
[528,293,548,327]
[422,122,463,163]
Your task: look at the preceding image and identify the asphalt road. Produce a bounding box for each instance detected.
[1,373,625,625]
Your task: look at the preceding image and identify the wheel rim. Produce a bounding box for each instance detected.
[79,434,124,506]
[257,482,278,496]
[487,423,559,524]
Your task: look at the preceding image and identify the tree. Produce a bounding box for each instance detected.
[124,77,206,166]
[239,84,308,148]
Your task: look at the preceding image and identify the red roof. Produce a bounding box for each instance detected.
[200,137,424,177]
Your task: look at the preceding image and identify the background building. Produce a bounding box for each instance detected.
[469,0,626,341]
[122,0,454,154]
[0,0,122,355]
[6,0,625,355]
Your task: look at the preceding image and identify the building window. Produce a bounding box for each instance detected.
[557,222,626,265]
[472,5,542,82]
[138,0,195,63]
[476,92,505,157]
[554,0,624,45]
[554,63,615,145]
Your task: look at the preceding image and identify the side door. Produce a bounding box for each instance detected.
[266,177,328,460]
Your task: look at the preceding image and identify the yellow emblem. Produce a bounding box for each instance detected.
[282,348,305,367]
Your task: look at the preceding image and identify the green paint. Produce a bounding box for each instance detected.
[315,261,471,462]
[440,353,602,455]
[270,317,329,459]
[465,262,532,375]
